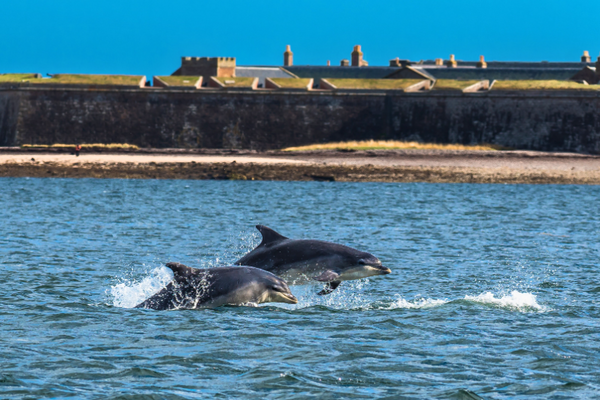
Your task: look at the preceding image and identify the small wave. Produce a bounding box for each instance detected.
[388,296,449,309]
[464,291,544,311]
[109,266,172,308]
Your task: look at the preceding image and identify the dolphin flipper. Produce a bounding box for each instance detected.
[313,270,340,282]
[318,281,341,295]
[314,270,341,295]
[256,225,289,246]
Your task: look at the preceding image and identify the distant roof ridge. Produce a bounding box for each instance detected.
[236,66,286,69]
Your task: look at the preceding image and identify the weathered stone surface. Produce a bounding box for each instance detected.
[1,87,599,153]
[0,92,19,146]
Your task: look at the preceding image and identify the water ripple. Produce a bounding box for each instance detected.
[1,178,599,398]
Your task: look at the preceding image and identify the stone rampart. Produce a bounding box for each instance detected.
[1,87,599,153]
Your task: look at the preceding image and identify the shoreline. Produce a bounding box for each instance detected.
[1,149,600,184]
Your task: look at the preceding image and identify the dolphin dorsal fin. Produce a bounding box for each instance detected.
[256,225,288,246]
[165,262,196,282]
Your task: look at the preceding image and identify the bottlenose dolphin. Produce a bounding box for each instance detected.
[135,262,298,310]
[235,225,391,295]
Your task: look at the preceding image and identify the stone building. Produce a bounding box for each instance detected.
[171,57,236,79]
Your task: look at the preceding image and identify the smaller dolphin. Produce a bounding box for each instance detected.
[235,225,391,295]
[135,263,298,310]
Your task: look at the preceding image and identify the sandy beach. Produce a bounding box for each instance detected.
[1,149,600,184]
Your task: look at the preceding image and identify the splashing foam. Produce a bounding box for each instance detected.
[109,266,173,308]
[376,291,544,312]
[107,261,544,313]
[388,296,448,309]
[275,279,374,310]
[464,291,543,311]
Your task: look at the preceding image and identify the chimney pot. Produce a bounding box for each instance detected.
[351,45,365,67]
[581,50,591,63]
[446,54,457,68]
[284,45,293,66]
[476,55,487,68]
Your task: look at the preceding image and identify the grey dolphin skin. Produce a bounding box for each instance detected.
[235,225,391,295]
[135,263,298,310]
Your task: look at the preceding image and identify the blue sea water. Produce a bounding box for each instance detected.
[1,178,599,399]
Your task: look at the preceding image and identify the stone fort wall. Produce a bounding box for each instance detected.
[1,87,599,153]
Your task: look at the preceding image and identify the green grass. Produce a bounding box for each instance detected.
[284,140,511,151]
[22,143,139,149]
[433,80,483,91]
[157,76,200,86]
[212,77,256,87]
[28,74,144,85]
[270,78,312,88]
[0,74,40,82]
[492,80,599,90]
[325,79,422,90]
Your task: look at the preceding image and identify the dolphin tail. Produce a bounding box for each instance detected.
[317,281,341,296]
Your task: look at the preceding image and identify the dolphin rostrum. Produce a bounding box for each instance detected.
[135,262,298,310]
[235,225,391,295]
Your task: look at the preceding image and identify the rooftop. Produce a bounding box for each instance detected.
[432,80,484,91]
[491,80,600,90]
[323,78,423,90]
[155,76,201,87]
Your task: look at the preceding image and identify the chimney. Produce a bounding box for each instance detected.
[340,59,350,67]
[435,58,444,66]
[476,55,487,68]
[596,54,600,77]
[351,45,363,67]
[446,54,457,68]
[284,45,293,66]
[581,50,591,63]
[389,57,401,67]
[327,60,331,66]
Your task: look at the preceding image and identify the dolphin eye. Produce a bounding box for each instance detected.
[358,260,367,265]
[272,285,284,292]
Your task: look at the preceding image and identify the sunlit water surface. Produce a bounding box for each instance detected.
[1,178,599,399]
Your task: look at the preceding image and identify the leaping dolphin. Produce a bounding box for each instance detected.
[234,225,391,295]
[135,262,298,310]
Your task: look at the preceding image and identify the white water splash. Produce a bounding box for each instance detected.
[276,279,373,310]
[373,291,545,312]
[107,264,545,313]
[109,266,173,308]
[464,290,544,311]
[388,296,449,309]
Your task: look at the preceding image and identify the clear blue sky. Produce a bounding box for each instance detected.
[1,0,598,77]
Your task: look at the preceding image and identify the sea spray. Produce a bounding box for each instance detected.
[109,266,173,308]
[274,279,373,310]
[387,295,449,309]
[464,290,544,311]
